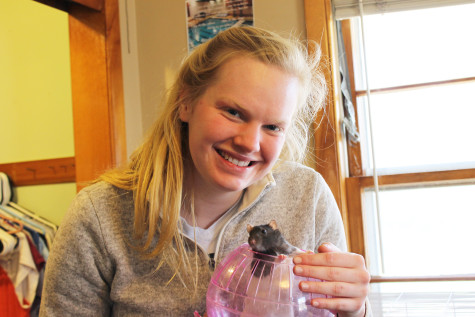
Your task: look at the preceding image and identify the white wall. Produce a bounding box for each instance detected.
[119,0,307,158]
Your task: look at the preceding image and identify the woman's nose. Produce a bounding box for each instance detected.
[234,124,260,153]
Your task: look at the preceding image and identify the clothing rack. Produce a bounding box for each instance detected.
[1,171,59,316]
[0,157,75,186]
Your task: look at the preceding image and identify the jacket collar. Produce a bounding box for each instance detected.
[239,171,276,213]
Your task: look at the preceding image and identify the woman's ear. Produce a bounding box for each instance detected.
[179,104,191,122]
[178,91,192,122]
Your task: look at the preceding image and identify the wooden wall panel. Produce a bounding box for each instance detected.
[69,5,112,188]
[68,0,126,190]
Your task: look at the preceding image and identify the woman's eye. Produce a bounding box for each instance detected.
[264,125,283,133]
[226,108,241,118]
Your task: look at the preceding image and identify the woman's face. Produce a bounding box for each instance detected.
[180,56,299,196]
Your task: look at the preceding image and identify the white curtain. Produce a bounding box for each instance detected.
[333,0,475,19]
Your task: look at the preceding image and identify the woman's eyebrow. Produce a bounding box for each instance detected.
[218,99,250,116]
[232,102,250,116]
[221,99,288,127]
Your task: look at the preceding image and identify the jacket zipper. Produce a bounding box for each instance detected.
[179,179,274,270]
[213,184,273,265]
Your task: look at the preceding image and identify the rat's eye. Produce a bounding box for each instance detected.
[261,228,267,235]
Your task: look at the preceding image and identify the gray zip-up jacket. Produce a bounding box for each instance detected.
[40,162,357,316]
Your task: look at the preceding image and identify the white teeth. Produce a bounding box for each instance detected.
[219,150,251,167]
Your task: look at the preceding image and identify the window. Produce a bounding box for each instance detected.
[339,2,475,282]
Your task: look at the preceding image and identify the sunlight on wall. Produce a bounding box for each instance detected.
[0,0,76,225]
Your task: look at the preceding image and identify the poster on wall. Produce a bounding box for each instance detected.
[186,0,253,51]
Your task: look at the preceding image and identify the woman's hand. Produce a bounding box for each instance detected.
[293,243,370,317]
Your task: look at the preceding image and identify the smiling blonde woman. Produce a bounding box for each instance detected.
[40,26,370,317]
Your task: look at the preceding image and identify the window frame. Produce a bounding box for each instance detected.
[341,15,475,282]
[304,0,475,283]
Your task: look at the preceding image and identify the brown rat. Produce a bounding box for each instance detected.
[247,220,303,256]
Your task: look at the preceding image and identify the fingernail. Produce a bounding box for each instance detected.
[311,299,319,307]
[323,242,337,250]
[294,266,303,274]
[294,257,302,264]
[301,282,309,290]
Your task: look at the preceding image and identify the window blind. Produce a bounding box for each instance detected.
[333,0,475,19]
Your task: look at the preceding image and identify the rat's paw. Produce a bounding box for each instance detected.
[277,254,288,261]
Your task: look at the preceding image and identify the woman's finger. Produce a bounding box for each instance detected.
[294,264,369,284]
[317,242,341,253]
[294,251,367,269]
[309,296,366,316]
[298,280,369,299]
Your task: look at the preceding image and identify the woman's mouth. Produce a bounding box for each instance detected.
[217,150,252,167]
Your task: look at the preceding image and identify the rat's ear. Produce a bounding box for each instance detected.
[247,224,253,233]
[269,220,278,230]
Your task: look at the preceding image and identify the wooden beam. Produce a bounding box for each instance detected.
[351,168,475,189]
[33,0,69,12]
[305,0,350,244]
[371,274,475,283]
[304,0,342,206]
[72,0,104,11]
[341,19,363,177]
[68,0,126,190]
[33,0,104,12]
[355,76,475,97]
[104,0,126,167]
[0,158,75,186]
[345,176,366,256]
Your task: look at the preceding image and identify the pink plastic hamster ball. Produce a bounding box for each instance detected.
[206,244,334,316]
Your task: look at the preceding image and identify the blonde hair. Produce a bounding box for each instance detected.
[101,26,326,290]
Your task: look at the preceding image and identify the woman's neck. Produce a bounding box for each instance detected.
[189,190,243,229]
[181,182,243,229]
